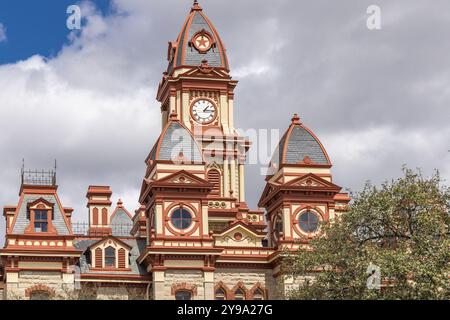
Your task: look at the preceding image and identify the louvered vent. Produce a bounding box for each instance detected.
[118,248,126,269]
[207,169,221,196]
[95,248,103,268]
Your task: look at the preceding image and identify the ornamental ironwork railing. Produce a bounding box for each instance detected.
[21,160,57,186]
[21,169,57,186]
[71,222,134,237]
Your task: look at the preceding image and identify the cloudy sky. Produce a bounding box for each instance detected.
[0,0,449,243]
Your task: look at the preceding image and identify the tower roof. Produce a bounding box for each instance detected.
[166,1,229,74]
[146,114,204,164]
[269,114,331,174]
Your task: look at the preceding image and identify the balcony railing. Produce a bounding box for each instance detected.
[72,222,133,237]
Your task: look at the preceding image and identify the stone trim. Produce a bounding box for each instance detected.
[171,282,198,296]
[25,284,56,298]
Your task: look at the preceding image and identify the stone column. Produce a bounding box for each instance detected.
[223,159,230,197]
[230,159,237,199]
[203,271,215,300]
[153,271,166,300]
[239,164,245,202]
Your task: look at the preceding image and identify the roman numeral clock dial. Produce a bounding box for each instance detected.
[191,99,217,125]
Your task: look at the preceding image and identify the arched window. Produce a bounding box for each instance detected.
[175,290,192,300]
[171,207,193,230]
[93,208,99,225]
[207,169,221,196]
[299,211,320,233]
[30,291,50,300]
[215,288,226,300]
[105,246,116,267]
[234,288,245,300]
[252,288,265,300]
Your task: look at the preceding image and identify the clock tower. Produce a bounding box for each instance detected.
[156,0,250,203]
[140,1,265,300]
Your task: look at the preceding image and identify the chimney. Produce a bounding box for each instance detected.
[86,186,112,236]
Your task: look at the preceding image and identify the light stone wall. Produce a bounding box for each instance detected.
[162,270,205,300]
[215,268,281,300]
[6,270,74,300]
[276,274,316,299]
[96,286,129,300]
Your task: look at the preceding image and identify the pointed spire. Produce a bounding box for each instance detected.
[117,198,123,208]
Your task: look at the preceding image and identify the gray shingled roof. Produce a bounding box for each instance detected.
[270,124,329,169]
[12,194,70,235]
[169,9,228,73]
[183,12,223,67]
[285,126,329,165]
[74,238,147,276]
[150,122,203,163]
[111,209,133,237]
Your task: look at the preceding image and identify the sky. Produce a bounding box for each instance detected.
[0,0,449,244]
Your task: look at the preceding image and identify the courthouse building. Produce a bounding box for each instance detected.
[0,1,349,300]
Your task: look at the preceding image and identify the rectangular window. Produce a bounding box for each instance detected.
[34,210,48,232]
[104,247,116,267]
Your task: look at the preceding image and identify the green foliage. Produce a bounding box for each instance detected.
[285,168,450,300]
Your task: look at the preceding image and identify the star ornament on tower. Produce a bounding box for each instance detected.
[196,35,210,50]
[191,30,214,53]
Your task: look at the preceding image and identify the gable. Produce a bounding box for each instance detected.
[88,236,132,251]
[285,174,341,191]
[156,170,210,186]
[214,223,265,248]
[181,66,230,79]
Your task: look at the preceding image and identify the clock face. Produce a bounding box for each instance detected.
[191,99,217,124]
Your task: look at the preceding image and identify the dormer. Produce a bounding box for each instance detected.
[89,236,132,270]
[24,198,57,234]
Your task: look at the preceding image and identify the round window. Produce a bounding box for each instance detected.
[171,208,193,230]
[298,211,320,233]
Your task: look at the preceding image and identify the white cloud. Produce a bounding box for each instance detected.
[0,23,6,42]
[0,1,162,241]
[324,126,450,191]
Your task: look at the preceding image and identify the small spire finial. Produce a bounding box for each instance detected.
[117,198,123,207]
[191,0,202,11]
[169,112,179,121]
[291,113,301,125]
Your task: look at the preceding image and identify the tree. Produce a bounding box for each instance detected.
[285,168,450,300]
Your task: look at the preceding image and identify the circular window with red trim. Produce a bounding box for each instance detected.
[170,208,193,230]
[298,211,320,234]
